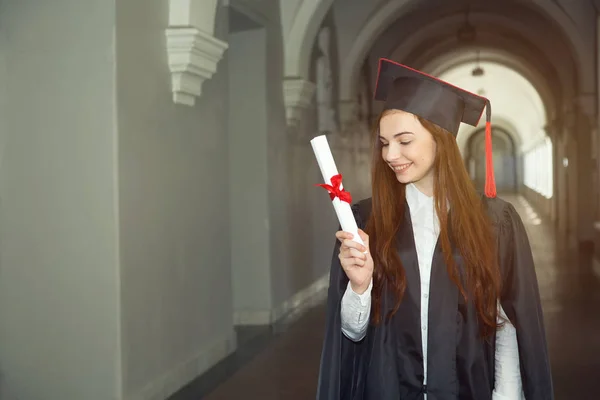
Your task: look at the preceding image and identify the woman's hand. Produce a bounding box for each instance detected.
[335,229,374,294]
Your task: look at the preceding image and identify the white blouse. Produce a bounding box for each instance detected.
[340,183,525,399]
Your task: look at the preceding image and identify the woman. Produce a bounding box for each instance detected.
[316,59,553,399]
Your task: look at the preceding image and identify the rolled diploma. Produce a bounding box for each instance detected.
[310,135,365,247]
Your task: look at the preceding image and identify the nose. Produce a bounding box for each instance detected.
[385,142,402,163]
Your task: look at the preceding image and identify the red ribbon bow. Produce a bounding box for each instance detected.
[315,174,352,204]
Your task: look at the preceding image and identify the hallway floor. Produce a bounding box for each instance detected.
[174,195,600,399]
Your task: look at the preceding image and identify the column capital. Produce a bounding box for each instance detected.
[283,77,316,127]
[166,0,228,106]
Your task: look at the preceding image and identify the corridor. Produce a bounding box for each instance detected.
[173,195,600,399]
[3,1,600,399]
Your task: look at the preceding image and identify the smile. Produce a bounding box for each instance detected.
[391,163,412,173]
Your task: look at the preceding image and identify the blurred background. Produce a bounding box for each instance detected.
[0,0,598,399]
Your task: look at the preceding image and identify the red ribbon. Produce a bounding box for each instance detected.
[315,174,352,203]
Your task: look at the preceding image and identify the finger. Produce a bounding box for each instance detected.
[339,254,364,269]
[338,254,356,270]
[340,247,366,261]
[335,230,353,238]
[342,239,367,253]
[357,229,369,246]
[339,248,355,259]
[348,248,367,260]
[353,257,365,267]
[336,231,353,242]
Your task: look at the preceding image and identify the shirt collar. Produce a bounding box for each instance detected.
[405,182,452,216]
[405,182,433,213]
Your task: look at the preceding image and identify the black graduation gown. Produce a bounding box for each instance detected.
[315,195,553,399]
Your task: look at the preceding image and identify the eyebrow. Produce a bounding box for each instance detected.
[379,132,413,140]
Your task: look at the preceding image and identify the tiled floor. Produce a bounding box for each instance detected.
[178,195,600,399]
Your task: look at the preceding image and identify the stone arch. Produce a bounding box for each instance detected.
[387,23,567,122]
[465,126,519,193]
[339,0,589,104]
[284,0,335,79]
[458,116,523,158]
[339,0,413,100]
[281,0,337,126]
[423,48,556,119]
[423,58,548,157]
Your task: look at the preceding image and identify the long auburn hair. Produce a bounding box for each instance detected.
[364,109,502,338]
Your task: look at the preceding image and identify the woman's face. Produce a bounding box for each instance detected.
[379,110,437,191]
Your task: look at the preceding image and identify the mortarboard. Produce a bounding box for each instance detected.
[373,58,496,198]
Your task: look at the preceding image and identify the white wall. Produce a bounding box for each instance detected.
[0,0,375,399]
[228,26,273,319]
[116,0,235,399]
[224,0,374,327]
[0,0,121,399]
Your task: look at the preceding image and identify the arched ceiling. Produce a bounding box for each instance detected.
[436,62,546,155]
[388,28,563,112]
[341,0,592,114]
[422,48,555,118]
[281,0,594,125]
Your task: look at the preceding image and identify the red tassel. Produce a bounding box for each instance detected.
[484,121,496,198]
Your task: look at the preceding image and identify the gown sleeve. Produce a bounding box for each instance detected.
[316,201,371,400]
[497,202,554,400]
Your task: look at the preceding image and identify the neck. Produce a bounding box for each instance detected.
[412,177,434,197]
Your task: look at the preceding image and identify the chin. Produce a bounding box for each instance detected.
[394,173,415,184]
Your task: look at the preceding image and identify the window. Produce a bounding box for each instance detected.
[523,137,553,198]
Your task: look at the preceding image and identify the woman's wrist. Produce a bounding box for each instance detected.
[351,279,372,295]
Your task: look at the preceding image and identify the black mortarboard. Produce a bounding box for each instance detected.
[373,58,496,197]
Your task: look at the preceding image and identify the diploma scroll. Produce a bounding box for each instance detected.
[310,135,365,248]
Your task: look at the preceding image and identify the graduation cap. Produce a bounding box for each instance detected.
[373,58,496,198]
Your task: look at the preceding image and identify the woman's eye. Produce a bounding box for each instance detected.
[380,142,388,147]
[400,141,411,145]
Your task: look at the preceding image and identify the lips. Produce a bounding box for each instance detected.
[390,163,412,173]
